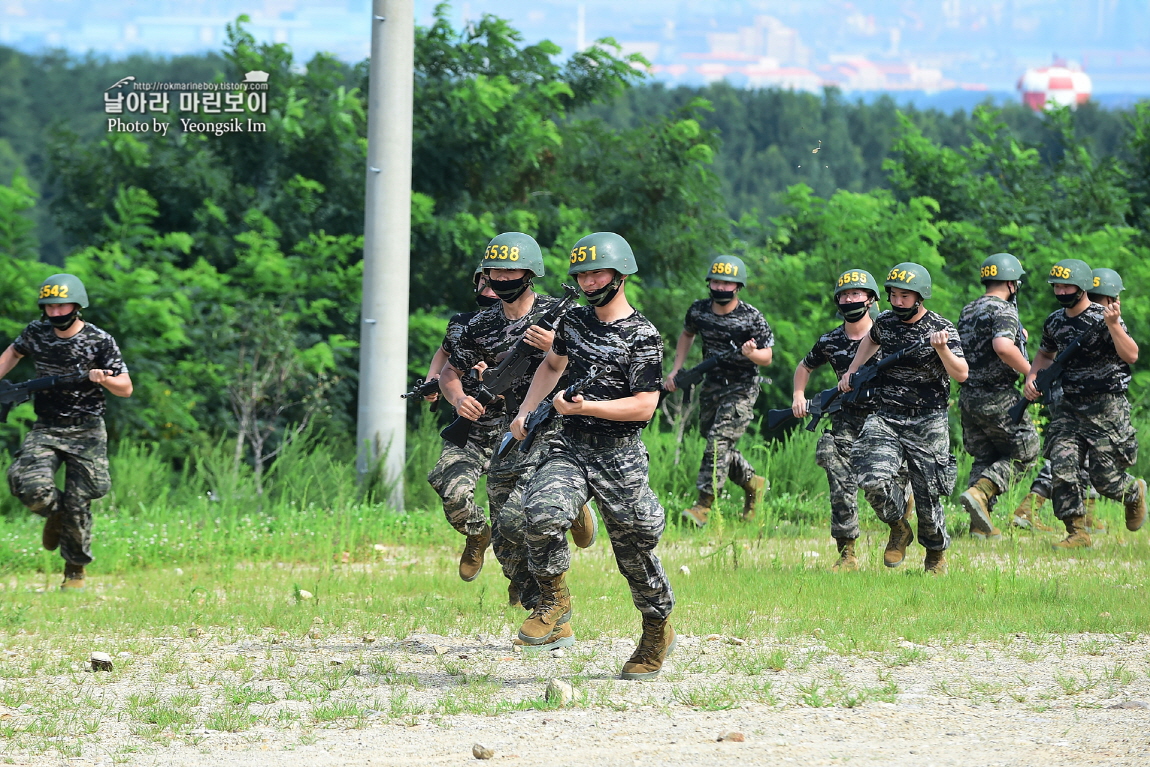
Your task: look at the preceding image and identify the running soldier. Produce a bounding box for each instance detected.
[511,232,675,679]
[1,274,133,590]
[426,266,503,586]
[956,253,1039,540]
[669,256,772,525]
[1023,259,1146,549]
[440,233,595,630]
[840,263,968,575]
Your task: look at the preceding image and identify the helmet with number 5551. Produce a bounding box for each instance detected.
[567,232,638,276]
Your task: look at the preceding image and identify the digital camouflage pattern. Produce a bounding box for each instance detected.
[959,386,1039,496]
[553,306,663,438]
[802,324,880,423]
[1029,389,1090,498]
[683,300,773,383]
[524,434,673,619]
[1046,393,1140,520]
[868,310,964,412]
[695,380,758,496]
[7,421,110,565]
[957,295,1026,389]
[426,424,499,537]
[854,411,956,551]
[12,321,126,420]
[442,311,503,430]
[1040,303,1131,396]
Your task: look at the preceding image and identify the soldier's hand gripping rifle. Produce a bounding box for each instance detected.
[400,377,441,412]
[840,340,926,406]
[766,386,843,432]
[660,340,742,405]
[0,368,89,423]
[440,285,581,449]
[1008,320,1105,425]
[497,364,605,459]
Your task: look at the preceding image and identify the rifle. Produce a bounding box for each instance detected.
[0,368,89,423]
[400,377,441,412]
[660,340,742,404]
[840,340,926,406]
[766,386,842,432]
[1008,320,1105,425]
[440,285,581,449]
[497,364,606,459]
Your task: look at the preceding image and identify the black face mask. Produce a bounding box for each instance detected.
[1007,282,1019,304]
[1055,290,1082,308]
[488,275,530,303]
[891,302,920,321]
[583,276,623,308]
[838,300,869,323]
[45,309,79,331]
[475,293,499,308]
[709,288,737,305]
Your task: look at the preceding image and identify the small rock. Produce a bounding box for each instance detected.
[307,628,321,640]
[329,659,344,666]
[117,652,131,658]
[187,626,202,638]
[550,649,566,659]
[373,543,386,552]
[706,634,723,642]
[679,565,691,575]
[362,635,376,644]
[313,616,324,625]
[728,637,746,646]
[1108,700,1148,709]
[90,652,114,672]
[433,645,450,655]
[297,589,314,600]
[812,628,824,638]
[472,743,494,760]
[174,568,184,576]
[718,731,745,742]
[1099,612,1112,618]
[545,679,574,706]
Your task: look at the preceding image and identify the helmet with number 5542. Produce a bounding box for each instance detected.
[37,274,89,308]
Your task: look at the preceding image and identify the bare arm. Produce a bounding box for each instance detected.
[91,370,133,398]
[1023,349,1056,400]
[838,336,880,391]
[423,346,449,402]
[792,363,812,417]
[991,337,1031,376]
[0,345,23,380]
[663,331,695,391]
[741,338,772,366]
[554,389,660,423]
[439,365,485,421]
[931,330,968,383]
[1104,301,1139,365]
[510,351,569,439]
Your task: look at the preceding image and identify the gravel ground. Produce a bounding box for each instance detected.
[2,629,1149,765]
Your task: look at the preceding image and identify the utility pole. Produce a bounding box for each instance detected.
[357,0,414,509]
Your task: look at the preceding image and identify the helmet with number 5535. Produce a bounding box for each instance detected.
[884,262,932,300]
[481,232,545,278]
[567,232,638,276]
[37,274,89,308]
[1046,258,1092,292]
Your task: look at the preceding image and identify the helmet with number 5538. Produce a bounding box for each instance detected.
[884,262,932,300]
[37,274,89,308]
[704,255,748,285]
[481,232,545,278]
[567,232,638,276]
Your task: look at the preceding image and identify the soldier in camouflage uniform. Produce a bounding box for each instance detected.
[956,253,1040,540]
[840,263,968,575]
[1023,259,1146,549]
[669,255,772,526]
[441,234,595,633]
[512,232,675,679]
[1,274,133,590]
[426,267,504,583]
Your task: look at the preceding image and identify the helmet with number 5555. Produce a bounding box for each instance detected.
[567,232,638,276]
[481,232,545,277]
[37,274,89,308]
[884,262,932,300]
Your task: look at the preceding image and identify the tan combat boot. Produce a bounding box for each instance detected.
[1051,515,1092,550]
[458,524,492,582]
[924,549,947,575]
[570,504,597,548]
[61,563,85,591]
[682,493,713,527]
[884,511,914,568]
[512,622,575,652]
[620,615,677,680]
[740,476,768,521]
[1012,492,1053,531]
[508,581,521,609]
[1123,479,1147,532]
[517,574,571,645]
[961,478,1002,540]
[831,538,858,572]
[1083,495,1106,534]
[41,511,63,552]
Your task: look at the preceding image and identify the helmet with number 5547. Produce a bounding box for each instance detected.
[884,262,932,300]
[481,232,545,278]
[567,232,638,276]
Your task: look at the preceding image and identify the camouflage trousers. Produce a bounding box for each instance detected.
[959,387,1039,499]
[853,410,956,551]
[1046,393,1140,520]
[696,380,758,497]
[427,423,500,538]
[1029,460,1095,501]
[6,419,111,566]
[524,432,674,620]
[816,411,868,541]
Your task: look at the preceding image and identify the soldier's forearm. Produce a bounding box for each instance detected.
[576,391,659,422]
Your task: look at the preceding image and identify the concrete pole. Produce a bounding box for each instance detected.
[357,0,414,509]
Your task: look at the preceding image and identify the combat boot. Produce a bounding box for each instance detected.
[61,563,85,591]
[620,615,677,680]
[570,504,597,548]
[740,476,768,521]
[458,524,491,582]
[512,622,575,652]
[508,581,522,609]
[1051,515,1092,550]
[961,478,1002,540]
[41,511,63,552]
[1083,495,1106,534]
[884,512,914,568]
[1123,479,1147,532]
[831,538,858,572]
[1012,493,1053,531]
[517,574,571,646]
[681,493,713,527]
[924,549,947,576]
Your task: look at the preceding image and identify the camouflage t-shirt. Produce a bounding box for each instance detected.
[801,324,879,413]
[442,311,502,430]
[1040,302,1131,396]
[957,295,1026,390]
[553,306,663,438]
[11,321,127,420]
[868,309,964,412]
[683,299,774,383]
[451,294,563,422]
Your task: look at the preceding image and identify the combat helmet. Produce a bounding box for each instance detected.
[704,255,748,285]
[567,232,638,276]
[834,268,879,299]
[1089,268,1124,299]
[884,262,932,300]
[980,253,1025,284]
[37,274,89,308]
[481,232,545,278]
[1046,259,1092,292]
